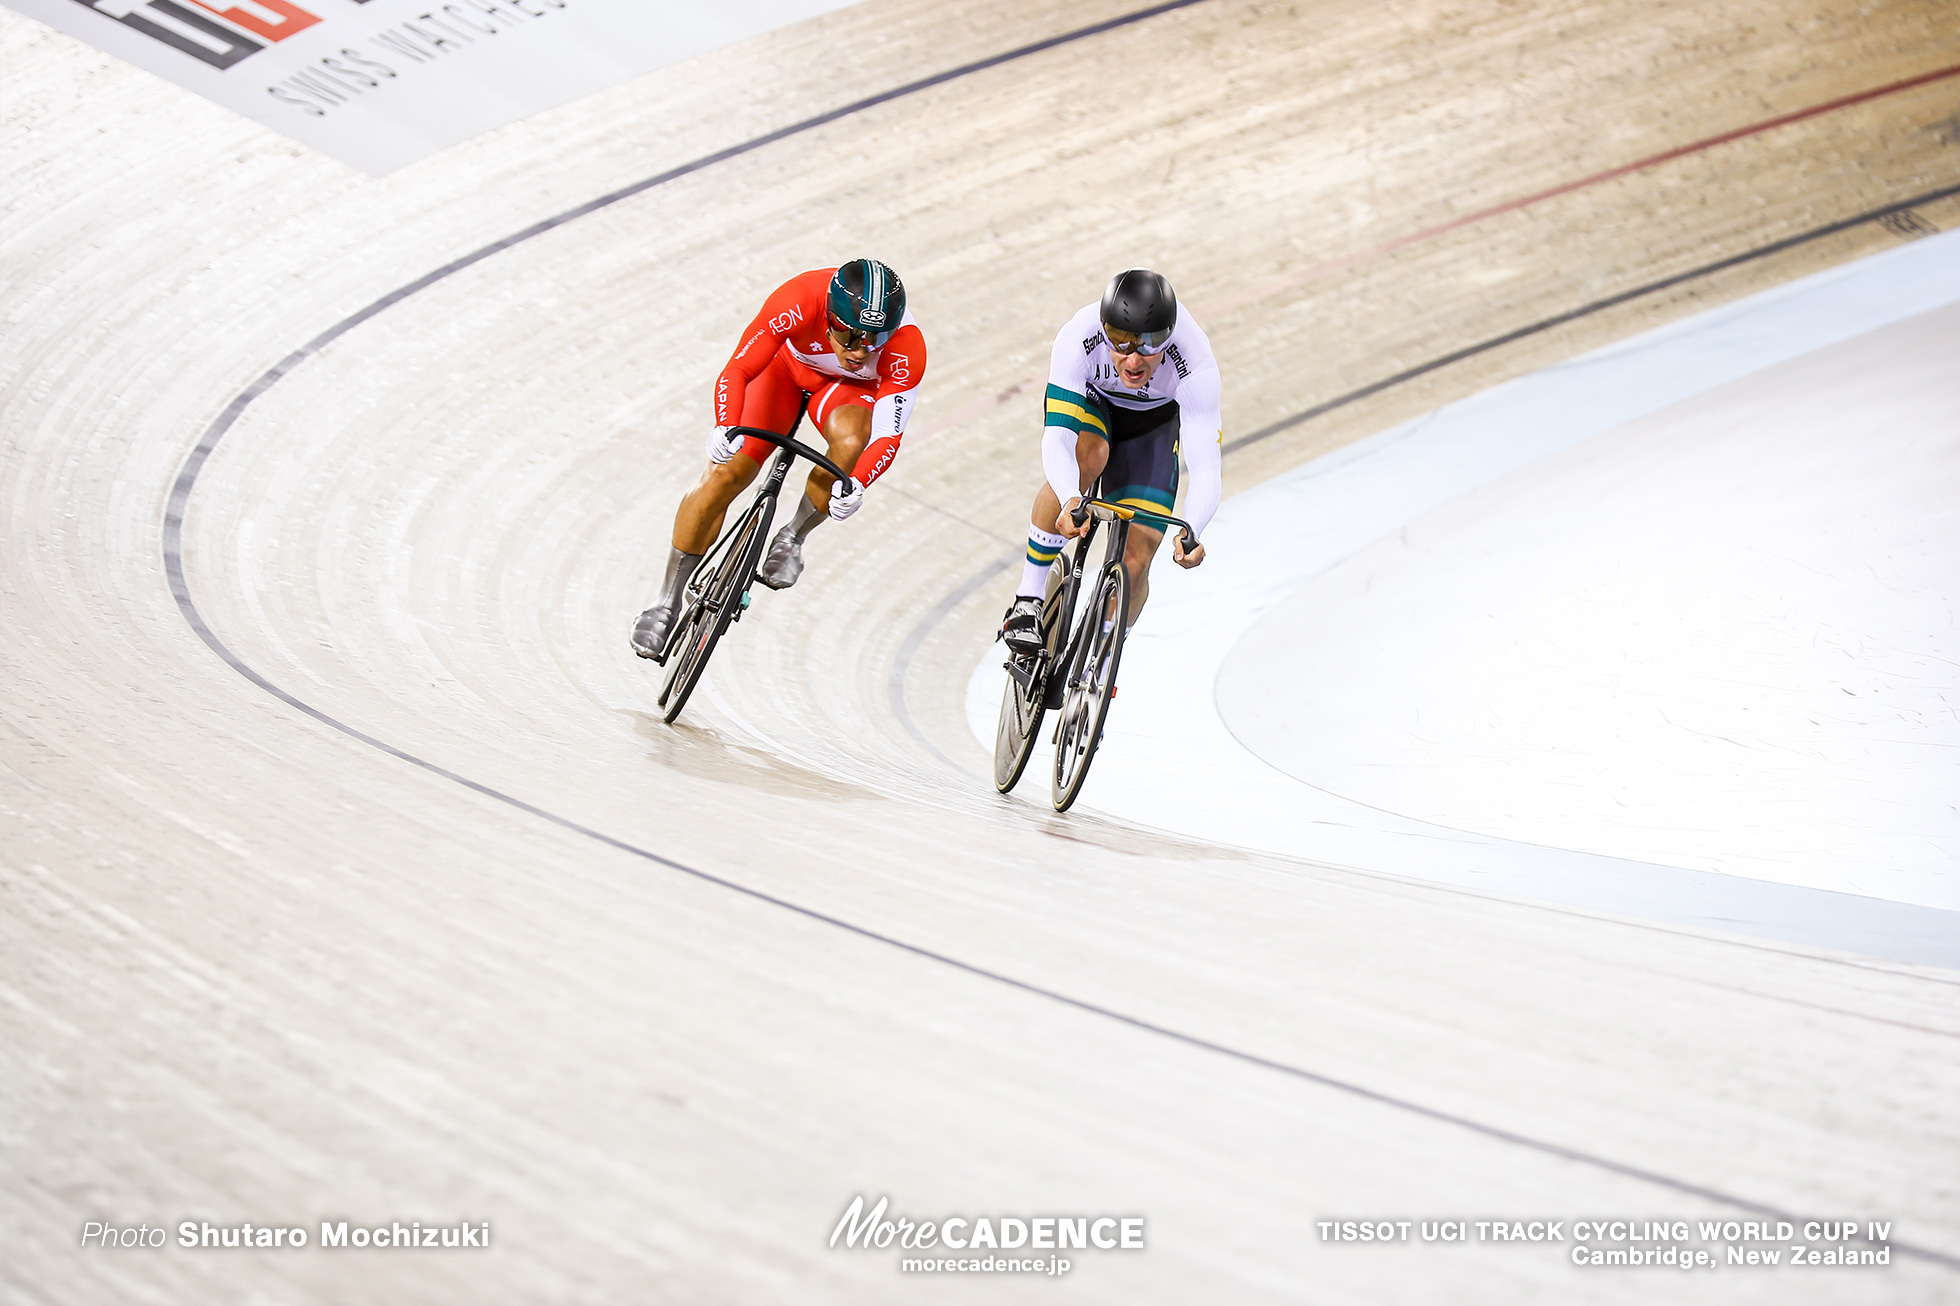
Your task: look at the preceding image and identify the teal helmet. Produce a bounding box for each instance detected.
[827,259,905,345]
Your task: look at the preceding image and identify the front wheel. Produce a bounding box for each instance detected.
[660,508,764,722]
[1051,558,1128,811]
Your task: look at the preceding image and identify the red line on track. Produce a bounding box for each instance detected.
[1207,58,1960,317]
[917,58,1960,441]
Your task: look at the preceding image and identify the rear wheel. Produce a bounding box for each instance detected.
[660,507,764,723]
[993,658,1045,793]
[994,552,1077,792]
[1051,558,1128,811]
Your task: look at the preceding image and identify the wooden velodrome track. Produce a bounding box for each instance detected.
[5,0,1959,1300]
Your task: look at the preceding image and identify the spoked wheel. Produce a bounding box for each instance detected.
[1051,558,1128,811]
[659,510,764,723]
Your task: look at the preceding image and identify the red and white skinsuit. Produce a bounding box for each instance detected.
[714,267,928,488]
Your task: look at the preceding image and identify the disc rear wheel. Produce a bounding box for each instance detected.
[994,555,1076,792]
[993,656,1045,792]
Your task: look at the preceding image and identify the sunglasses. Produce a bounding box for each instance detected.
[1103,325,1172,356]
[827,313,894,350]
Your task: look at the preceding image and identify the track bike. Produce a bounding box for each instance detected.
[651,420,855,724]
[993,493,1200,811]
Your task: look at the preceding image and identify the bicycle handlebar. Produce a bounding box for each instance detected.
[1070,497,1201,556]
[725,425,856,487]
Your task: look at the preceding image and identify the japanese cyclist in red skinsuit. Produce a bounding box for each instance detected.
[631,260,927,657]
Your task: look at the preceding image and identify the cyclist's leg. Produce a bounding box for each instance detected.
[805,382,873,510]
[1032,387,1112,541]
[1005,428,1107,650]
[638,357,804,651]
[671,454,763,553]
[1122,522,1166,621]
[672,355,802,551]
[1100,403,1181,626]
[1029,428,1108,535]
[1023,427,1107,585]
[759,381,874,589]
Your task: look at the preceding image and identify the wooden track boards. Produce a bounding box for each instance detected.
[4,0,1958,1300]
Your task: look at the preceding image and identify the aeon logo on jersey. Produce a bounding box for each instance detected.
[884,352,911,384]
[768,305,804,334]
[68,0,320,71]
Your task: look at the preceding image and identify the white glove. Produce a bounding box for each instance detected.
[828,476,865,520]
[706,426,745,465]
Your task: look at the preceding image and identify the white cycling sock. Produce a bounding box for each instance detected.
[1017,527,1067,598]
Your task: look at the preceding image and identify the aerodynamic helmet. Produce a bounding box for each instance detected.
[1100,268,1176,355]
[827,259,906,347]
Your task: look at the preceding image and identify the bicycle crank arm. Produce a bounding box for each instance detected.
[1003,653,1048,695]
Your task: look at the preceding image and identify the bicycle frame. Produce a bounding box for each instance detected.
[993,490,1200,800]
[652,420,855,721]
[724,420,857,519]
[656,420,854,659]
[1046,497,1198,708]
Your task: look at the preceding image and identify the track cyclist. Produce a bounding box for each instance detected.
[1000,268,1221,652]
[631,259,927,657]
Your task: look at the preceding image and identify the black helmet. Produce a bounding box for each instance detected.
[828,258,905,345]
[1100,268,1176,354]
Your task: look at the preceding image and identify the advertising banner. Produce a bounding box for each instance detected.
[6,0,858,174]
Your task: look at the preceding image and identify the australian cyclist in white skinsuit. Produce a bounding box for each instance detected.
[1000,268,1222,651]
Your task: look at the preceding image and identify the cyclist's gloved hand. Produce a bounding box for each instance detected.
[706,426,746,465]
[828,477,865,521]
